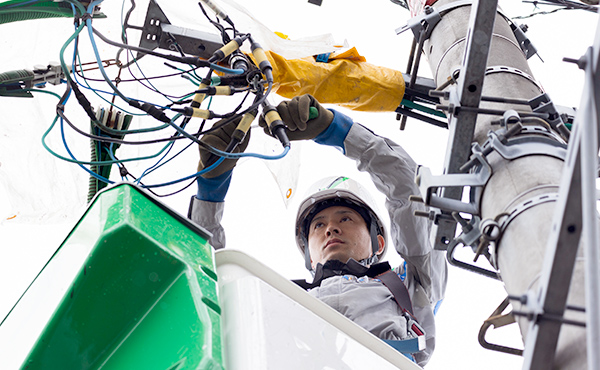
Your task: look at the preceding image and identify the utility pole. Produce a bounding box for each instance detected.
[403,1,595,369]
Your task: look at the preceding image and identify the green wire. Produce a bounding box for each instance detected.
[29,87,176,166]
[61,17,172,136]
[42,113,176,166]
[401,98,447,118]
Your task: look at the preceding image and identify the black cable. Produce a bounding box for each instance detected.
[198,1,235,43]
[515,0,597,19]
[91,26,210,68]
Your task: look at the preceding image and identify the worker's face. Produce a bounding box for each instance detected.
[307,206,384,269]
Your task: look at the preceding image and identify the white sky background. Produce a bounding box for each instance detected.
[0,0,598,368]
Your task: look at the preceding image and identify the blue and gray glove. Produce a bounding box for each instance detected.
[196,117,249,202]
[259,94,354,152]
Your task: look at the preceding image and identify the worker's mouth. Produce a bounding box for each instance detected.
[325,238,344,249]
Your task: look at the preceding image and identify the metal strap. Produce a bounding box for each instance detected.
[499,193,560,236]
[484,66,544,93]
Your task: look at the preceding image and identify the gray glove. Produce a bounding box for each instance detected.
[260,94,334,141]
[198,116,250,178]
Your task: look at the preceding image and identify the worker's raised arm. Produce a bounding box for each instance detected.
[189,116,250,250]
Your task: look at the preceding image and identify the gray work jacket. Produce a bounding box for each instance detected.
[189,122,448,367]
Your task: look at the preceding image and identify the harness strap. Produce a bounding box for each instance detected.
[377,270,414,316]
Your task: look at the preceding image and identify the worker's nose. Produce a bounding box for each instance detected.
[326,223,340,236]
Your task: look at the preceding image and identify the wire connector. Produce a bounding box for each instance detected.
[261,102,290,148]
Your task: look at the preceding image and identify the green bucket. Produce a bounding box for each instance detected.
[21,183,223,370]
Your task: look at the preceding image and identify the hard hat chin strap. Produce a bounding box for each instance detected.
[301,235,313,271]
[369,219,381,260]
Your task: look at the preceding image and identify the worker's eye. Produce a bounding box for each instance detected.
[313,222,324,229]
[340,216,351,222]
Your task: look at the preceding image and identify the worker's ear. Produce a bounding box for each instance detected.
[376,235,385,256]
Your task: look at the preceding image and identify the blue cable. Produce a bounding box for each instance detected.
[106,143,127,181]
[135,141,194,185]
[1,0,39,9]
[60,115,114,185]
[142,157,226,188]
[85,1,131,104]
[56,80,112,185]
[135,141,178,184]
[209,64,245,75]
[165,115,291,161]
[210,145,290,160]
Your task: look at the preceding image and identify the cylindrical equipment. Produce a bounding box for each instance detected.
[412,1,588,368]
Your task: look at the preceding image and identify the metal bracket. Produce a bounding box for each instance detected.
[485,193,561,270]
[415,147,491,215]
[529,93,572,141]
[135,0,223,60]
[509,22,540,61]
[478,297,523,356]
[395,0,478,39]
[395,5,442,39]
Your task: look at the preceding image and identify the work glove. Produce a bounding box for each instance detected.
[198,116,250,179]
[260,94,334,141]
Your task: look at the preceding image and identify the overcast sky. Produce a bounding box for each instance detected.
[0,1,598,369]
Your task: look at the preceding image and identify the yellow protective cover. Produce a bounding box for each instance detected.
[263,49,405,112]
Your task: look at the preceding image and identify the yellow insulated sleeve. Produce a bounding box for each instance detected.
[262,51,405,112]
[264,109,281,130]
[191,108,212,119]
[236,112,255,133]
[193,82,209,105]
[219,39,241,59]
[213,86,232,95]
[232,112,255,142]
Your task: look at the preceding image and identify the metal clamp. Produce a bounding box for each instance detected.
[446,214,501,279]
[485,127,568,162]
[484,66,544,93]
[478,297,523,356]
[415,147,491,215]
[529,93,572,141]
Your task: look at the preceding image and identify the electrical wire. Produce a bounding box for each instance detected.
[89,26,245,75]
[514,0,598,19]
[18,0,286,196]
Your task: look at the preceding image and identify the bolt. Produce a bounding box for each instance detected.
[414,210,435,220]
[563,56,588,70]
[409,195,424,203]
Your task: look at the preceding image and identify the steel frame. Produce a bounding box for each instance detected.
[428,0,498,250]
[521,15,600,370]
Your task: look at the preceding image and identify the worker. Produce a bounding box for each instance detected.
[188,94,447,366]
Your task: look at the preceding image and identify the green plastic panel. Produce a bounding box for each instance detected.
[21,183,223,370]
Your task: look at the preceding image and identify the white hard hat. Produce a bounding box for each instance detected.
[295,176,388,270]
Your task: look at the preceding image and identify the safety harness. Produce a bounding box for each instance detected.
[293,258,426,354]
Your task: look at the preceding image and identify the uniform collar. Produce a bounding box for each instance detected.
[294,259,391,290]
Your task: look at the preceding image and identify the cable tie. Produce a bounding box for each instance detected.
[80,13,93,22]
